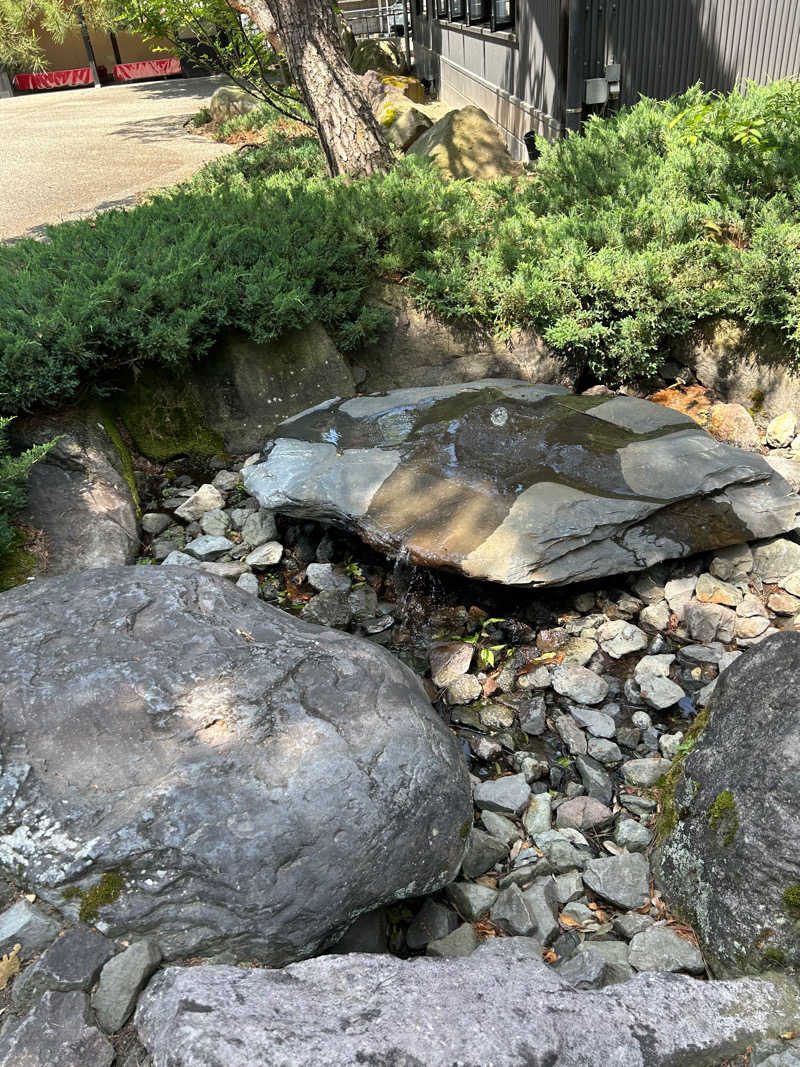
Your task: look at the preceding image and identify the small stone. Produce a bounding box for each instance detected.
[695,572,742,607]
[161,550,196,567]
[582,853,651,910]
[708,403,762,450]
[301,588,351,628]
[597,620,647,659]
[244,541,283,568]
[92,940,162,1033]
[613,912,654,940]
[522,793,552,836]
[235,572,260,596]
[639,602,670,632]
[471,736,502,761]
[779,569,800,597]
[614,818,652,852]
[305,563,350,593]
[752,537,800,584]
[736,615,770,639]
[536,627,569,652]
[198,561,248,580]
[709,543,753,583]
[587,738,622,764]
[141,513,171,536]
[12,928,116,1011]
[554,870,584,905]
[516,666,551,690]
[768,591,800,615]
[578,940,634,984]
[429,642,474,688]
[446,675,483,705]
[518,694,546,735]
[632,572,666,605]
[554,715,587,755]
[620,794,657,816]
[348,585,379,620]
[664,577,697,620]
[628,925,705,974]
[538,836,589,873]
[567,705,616,738]
[480,811,521,845]
[552,664,608,705]
[685,601,736,643]
[461,829,508,878]
[184,535,234,560]
[575,755,613,805]
[0,991,114,1066]
[766,410,797,448]
[637,675,685,711]
[522,879,559,945]
[0,900,60,961]
[560,637,598,667]
[473,774,530,815]
[555,947,609,989]
[478,702,515,729]
[446,882,498,921]
[490,885,536,937]
[659,732,684,760]
[737,594,769,619]
[574,593,596,612]
[199,509,231,538]
[631,710,652,730]
[426,923,479,958]
[406,900,459,951]
[240,509,278,548]
[174,484,225,521]
[556,797,613,832]
[211,470,240,493]
[621,757,669,786]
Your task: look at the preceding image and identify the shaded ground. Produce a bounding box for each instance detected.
[0,75,232,241]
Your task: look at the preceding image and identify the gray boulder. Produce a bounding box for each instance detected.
[135,948,800,1066]
[12,407,139,577]
[243,382,800,587]
[0,568,471,963]
[0,991,114,1067]
[657,631,800,976]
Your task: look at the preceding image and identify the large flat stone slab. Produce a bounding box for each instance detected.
[135,944,800,1066]
[243,381,800,586]
[0,568,471,963]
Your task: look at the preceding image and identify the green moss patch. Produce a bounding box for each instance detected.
[656,702,711,841]
[116,369,224,462]
[62,870,124,922]
[708,789,739,846]
[95,403,141,517]
[782,884,800,916]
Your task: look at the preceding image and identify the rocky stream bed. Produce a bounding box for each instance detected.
[0,383,799,1065]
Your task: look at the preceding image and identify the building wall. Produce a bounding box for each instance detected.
[415,0,800,155]
[34,23,172,75]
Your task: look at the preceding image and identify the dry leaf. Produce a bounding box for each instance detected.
[236,629,254,642]
[542,948,558,964]
[0,945,21,991]
[780,1032,799,1040]
[559,914,582,928]
[23,894,35,903]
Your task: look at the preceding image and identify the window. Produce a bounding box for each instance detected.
[466,0,489,23]
[437,0,448,17]
[490,0,515,30]
[449,0,466,19]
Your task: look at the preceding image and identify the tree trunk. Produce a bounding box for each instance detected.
[230,0,395,178]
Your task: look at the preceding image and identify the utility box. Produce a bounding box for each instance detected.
[585,77,609,105]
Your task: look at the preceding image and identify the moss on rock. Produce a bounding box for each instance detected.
[116,370,224,462]
[0,530,36,592]
[708,789,739,846]
[656,702,712,841]
[62,870,124,922]
[782,884,800,916]
[95,403,141,516]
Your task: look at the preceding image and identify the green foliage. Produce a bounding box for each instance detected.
[708,789,739,846]
[0,417,54,558]
[0,0,110,71]
[782,884,800,915]
[4,81,800,417]
[62,870,125,922]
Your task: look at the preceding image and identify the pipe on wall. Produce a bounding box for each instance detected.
[565,0,584,132]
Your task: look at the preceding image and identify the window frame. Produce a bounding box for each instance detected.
[466,0,490,25]
[436,0,448,18]
[490,0,515,31]
[448,0,467,21]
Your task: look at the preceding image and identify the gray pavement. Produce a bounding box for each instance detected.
[0,75,233,240]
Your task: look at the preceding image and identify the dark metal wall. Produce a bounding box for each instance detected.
[583,0,800,110]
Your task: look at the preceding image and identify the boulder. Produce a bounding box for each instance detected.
[358,282,578,393]
[135,947,800,1066]
[656,631,800,976]
[117,323,356,459]
[0,568,471,962]
[208,85,260,124]
[707,402,762,450]
[242,381,800,587]
[382,103,432,150]
[0,991,114,1067]
[407,105,519,180]
[10,407,139,578]
[349,38,408,75]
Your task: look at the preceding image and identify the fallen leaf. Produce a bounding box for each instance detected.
[0,945,21,991]
[780,1032,799,1040]
[23,894,35,903]
[236,629,254,642]
[559,914,583,928]
[542,948,558,964]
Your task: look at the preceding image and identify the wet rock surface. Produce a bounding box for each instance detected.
[242,381,800,586]
[134,948,800,1067]
[0,567,471,962]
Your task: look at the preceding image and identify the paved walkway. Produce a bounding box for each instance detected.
[0,75,233,240]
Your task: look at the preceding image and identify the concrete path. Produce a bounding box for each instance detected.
[0,75,233,241]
